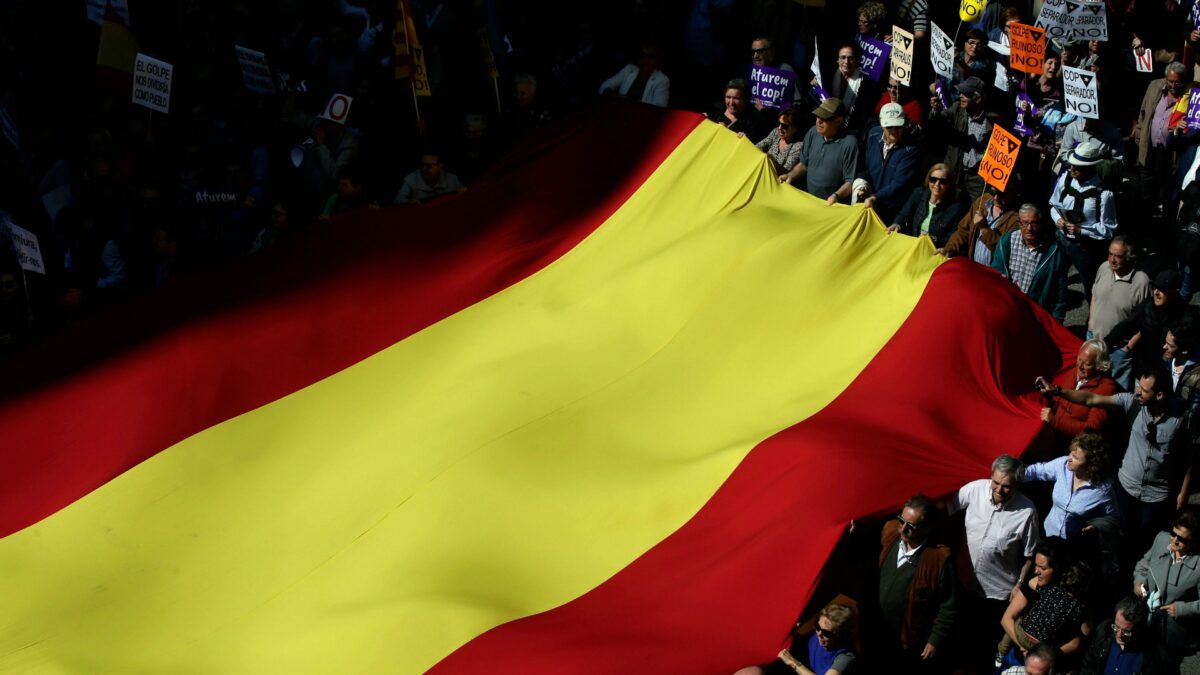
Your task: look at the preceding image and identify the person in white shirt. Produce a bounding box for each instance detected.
[598,42,670,108]
[947,455,1041,672]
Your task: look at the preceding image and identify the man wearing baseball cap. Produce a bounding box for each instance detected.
[856,102,922,224]
[928,76,996,202]
[781,98,860,205]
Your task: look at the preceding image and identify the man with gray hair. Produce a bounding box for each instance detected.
[1089,235,1150,348]
[1001,642,1058,675]
[991,204,1070,321]
[947,455,1040,671]
[1134,62,1192,210]
[1041,339,1119,446]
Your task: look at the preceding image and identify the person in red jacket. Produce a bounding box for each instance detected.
[1041,339,1119,449]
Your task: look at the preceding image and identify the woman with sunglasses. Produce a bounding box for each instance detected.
[888,163,968,249]
[1134,508,1200,659]
[755,108,805,177]
[733,601,858,675]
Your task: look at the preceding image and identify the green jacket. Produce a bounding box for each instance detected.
[990,231,1069,321]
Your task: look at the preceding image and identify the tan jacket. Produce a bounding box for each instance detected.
[1136,77,1173,167]
[942,193,1020,260]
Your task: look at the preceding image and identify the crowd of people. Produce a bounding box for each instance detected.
[8,0,1200,672]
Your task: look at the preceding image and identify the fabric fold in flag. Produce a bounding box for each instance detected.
[0,102,1077,673]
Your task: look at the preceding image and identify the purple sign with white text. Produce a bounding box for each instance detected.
[1014,92,1040,136]
[856,35,892,81]
[748,65,797,109]
[1186,88,1200,130]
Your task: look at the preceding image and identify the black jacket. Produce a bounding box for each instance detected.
[893,189,969,248]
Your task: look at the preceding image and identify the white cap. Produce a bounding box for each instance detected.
[879,102,907,128]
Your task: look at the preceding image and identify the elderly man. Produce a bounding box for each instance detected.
[1135,62,1191,210]
[1037,363,1188,549]
[992,205,1070,321]
[781,98,859,205]
[948,456,1040,670]
[1089,235,1150,345]
[877,494,957,673]
[1078,595,1171,674]
[928,76,997,202]
[858,102,922,224]
[1042,339,1119,445]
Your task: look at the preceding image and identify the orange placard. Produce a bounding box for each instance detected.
[978,125,1022,192]
[1008,23,1046,75]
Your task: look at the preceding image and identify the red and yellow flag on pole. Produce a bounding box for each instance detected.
[0,103,1075,673]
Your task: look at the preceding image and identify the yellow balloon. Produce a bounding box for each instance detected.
[959,0,986,22]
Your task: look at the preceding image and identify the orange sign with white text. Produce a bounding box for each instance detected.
[978,126,1022,192]
[1008,23,1046,75]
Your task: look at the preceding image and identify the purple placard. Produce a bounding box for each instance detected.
[934,79,952,109]
[811,83,831,103]
[856,35,892,81]
[1192,0,1200,31]
[1014,92,1040,136]
[1186,88,1200,130]
[748,65,797,109]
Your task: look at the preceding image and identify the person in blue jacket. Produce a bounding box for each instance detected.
[857,102,923,225]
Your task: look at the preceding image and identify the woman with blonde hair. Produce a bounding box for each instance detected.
[733,601,858,675]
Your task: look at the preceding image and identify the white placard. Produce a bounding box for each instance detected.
[1067,0,1108,41]
[3,214,45,275]
[1133,48,1153,72]
[891,25,915,86]
[132,54,173,114]
[811,47,823,89]
[1062,65,1100,119]
[235,46,275,95]
[1035,0,1074,41]
[318,94,354,124]
[931,23,956,81]
[994,62,1010,92]
[87,0,129,25]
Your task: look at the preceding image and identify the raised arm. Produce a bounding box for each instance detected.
[1035,376,1120,410]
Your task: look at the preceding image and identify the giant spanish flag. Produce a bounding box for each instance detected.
[0,102,1075,673]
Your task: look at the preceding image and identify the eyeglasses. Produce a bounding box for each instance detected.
[814,627,836,638]
[887,84,901,91]
[838,55,858,61]
[779,123,793,130]
[895,514,924,532]
[966,39,983,46]
[1171,529,1192,544]
[929,176,949,185]
[751,48,770,55]
[1111,623,1136,638]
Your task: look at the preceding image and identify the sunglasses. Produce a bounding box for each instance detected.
[751,48,770,55]
[779,123,793,130]
[895,514,924,532]
[814,627,836,638]
[1171,529,1192,544]
[887,85,901,91]
[929,176,949,185]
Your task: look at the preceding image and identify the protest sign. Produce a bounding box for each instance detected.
[319,94,355,124]
[1008,23,1046,74]
[749,66,797,109]
[2,214,45,275]
[1036,0,1074,40]
[960,0,987,21]
[132,54,173,114]
[856,35,892,81]
[811,48,823,88]
[1062,65,1099,119]
[1185,88,1200,130]
[1066,0,1107,41]
[234,46,275,95]
[891,26,915,86]
[87,0,129,25]
[978,126,1022,192]
[1133,48,1153,72]
[934,79,952,110]
[931,23,956,81]
[1192,0,1200,30]
[809,84,832,104]
[1013,93,1040,136]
